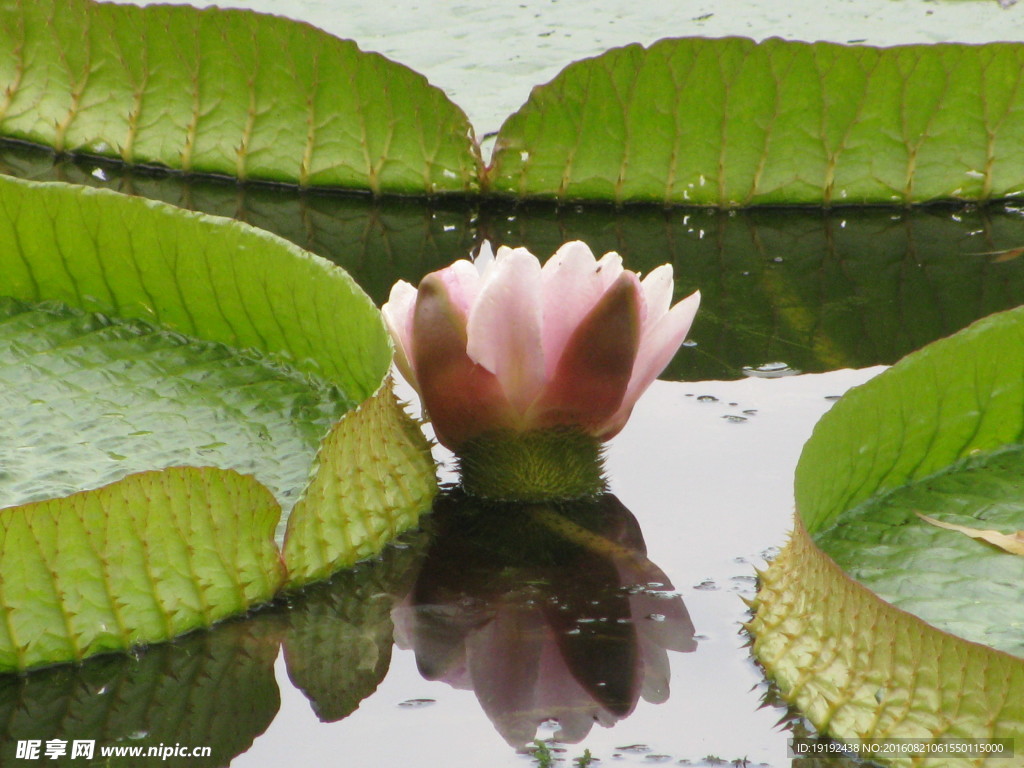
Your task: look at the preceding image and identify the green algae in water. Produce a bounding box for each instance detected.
[0,296,354,529]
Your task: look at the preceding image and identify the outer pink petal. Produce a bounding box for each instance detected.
[435,259,481,315]
[638,264,674,329]
[381,280,419,389]
[597,290,700,440]
[466,247,545,416]
[529,272,641,433]
[540,241,617,378]
[412,272,517,449]
[595,250,625,291]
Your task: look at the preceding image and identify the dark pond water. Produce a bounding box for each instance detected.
[7,0,1024,765]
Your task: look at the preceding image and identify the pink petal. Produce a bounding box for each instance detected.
[597,290,700,440]
[381,280,419,388]
[412,272,516,449]
[540,241,625,378]
[639,264,674,329]
[466,247,546,415]
[529,272,641,433]
[595,250,625,290]
[435,258,482,315]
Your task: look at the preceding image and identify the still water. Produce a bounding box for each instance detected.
[7,0,1024,765]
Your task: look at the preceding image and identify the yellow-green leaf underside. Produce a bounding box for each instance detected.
[750,307,1024,765]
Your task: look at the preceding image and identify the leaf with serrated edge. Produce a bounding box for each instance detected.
[750,306,1024,764]
[283,382,437,588]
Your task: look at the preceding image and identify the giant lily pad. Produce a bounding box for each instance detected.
[0,0,481,194]
[749,306,1024,763]
[488,37,1024,206]
[0,174,437,671]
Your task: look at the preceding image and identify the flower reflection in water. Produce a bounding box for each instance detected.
[393,490,696,749]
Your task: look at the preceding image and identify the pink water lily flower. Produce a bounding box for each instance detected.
[384,241,699,446]
[383,241,699,499]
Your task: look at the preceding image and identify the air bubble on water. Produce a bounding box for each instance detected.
[742,362,800,379]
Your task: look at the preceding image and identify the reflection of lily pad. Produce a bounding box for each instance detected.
[0,616,283,767]
[0,174,437,671]
[750,307,1024,762]
[283,529,428,722]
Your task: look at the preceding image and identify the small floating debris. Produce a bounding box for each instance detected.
[397,698,436,708]
[615,744,652,754]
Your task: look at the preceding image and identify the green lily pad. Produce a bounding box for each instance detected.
[0,174,437,671]
[0,0,481,194]
[488,37,1024,206]
[750,306,1024,762]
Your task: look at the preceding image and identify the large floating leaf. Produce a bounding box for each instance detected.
[0,175,436,671]
[750,307,1024,763]
[488,37,1024,206]
[0,467,286,671]
[0,0,480,194]
[0,531,428,764]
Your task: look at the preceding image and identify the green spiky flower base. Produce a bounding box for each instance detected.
[456,428,607,502]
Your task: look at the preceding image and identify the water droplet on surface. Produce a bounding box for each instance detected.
[647,613,666,622]
[697,395,718,403]
[742,362,800,379]
[682,339,697,347]
[721,415,747,423]
[693,579,718,591]
[824,394,842,401]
